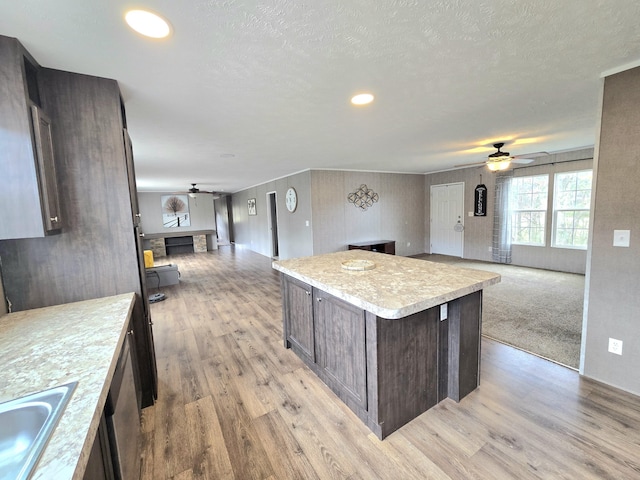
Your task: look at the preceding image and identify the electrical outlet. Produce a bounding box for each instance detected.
[488,246,492,252]
[407,242,410,247]
[608,338,623,355]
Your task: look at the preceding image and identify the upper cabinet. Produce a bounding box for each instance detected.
[0,35,62,239]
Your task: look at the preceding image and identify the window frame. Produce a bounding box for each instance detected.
[551,169,592,250]
[510,174,549,247]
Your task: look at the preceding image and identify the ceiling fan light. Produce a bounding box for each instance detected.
[487,159,511,171]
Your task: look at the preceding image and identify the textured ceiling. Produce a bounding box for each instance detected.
[2,1,640,193]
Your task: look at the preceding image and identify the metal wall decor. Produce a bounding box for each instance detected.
[348,184,379,211]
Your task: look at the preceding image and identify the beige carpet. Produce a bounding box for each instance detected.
[416,254,584,369]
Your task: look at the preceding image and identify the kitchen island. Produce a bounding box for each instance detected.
[273,250,500,439]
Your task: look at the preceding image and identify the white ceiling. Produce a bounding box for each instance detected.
[2,1,640,194]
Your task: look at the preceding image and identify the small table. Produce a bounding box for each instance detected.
[348,240,395,255]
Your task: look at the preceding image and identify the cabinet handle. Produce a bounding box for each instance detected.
[317,298,322,303]
[50,216,58,222]
[306,291,311,296]
[139,233,145,237]
[135,213,142,218]
[127,329,134,336]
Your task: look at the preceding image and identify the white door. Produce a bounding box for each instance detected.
[430,183,464,257]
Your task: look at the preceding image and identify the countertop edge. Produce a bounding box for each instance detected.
[273,256,501,319]
[0,293,137,480]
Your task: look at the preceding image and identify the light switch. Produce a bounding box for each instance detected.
[305,220,310,227]
[613,230,630,247]
[468,211,473,217]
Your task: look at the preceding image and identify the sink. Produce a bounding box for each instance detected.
[0,381,78,480]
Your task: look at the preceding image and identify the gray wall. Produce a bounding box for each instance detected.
[311,170,425,257]
[582,67,640,395]
[138,192,216,235]
[425,149,593,274]
[232,170,424,259]
[232,171,314,259]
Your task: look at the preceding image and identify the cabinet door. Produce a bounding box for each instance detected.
[83,414,115,480]
[123,129,141,226]
[30,104,62,232]
[283,276,315,362]
[314,290,367,409]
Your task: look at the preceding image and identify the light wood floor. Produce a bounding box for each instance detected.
[140,247,640,480]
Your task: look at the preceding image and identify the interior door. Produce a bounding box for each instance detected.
[267,191,279,259]
[430,183,464,257]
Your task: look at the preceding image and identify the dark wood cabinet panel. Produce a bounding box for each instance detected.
[30,105,62,232]
[314,289,367,409]
[0,36,63,239]
[281,273,483,439]
[0,65,157,408]
[282,275,315,362]
[348,240,395,255]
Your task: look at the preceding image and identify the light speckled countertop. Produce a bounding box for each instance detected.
[273,250,501,319]
[0,293,136,480]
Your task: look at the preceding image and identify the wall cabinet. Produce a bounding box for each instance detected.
[0,35,63,239]
[0,45,157,407]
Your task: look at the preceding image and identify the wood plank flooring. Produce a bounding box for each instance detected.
[140,247,640,479]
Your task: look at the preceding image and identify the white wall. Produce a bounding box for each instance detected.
[138,192,216,235]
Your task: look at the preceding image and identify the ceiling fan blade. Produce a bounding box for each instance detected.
[512,151,549,160]
[511,158,535,164]
[454,161,488,168]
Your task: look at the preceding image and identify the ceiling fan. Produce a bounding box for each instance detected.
[455,143,548,171]
[185,183,220,198]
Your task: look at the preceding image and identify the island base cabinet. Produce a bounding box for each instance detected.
[281,273,483,439]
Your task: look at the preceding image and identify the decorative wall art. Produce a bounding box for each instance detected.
[248,198,257,215]
[474,184,488,216]
[162,194,191,227]
[348,184,379,211]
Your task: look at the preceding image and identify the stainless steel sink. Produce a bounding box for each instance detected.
[0,381,78,480]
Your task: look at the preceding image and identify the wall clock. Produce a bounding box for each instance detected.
[285,187,297,212]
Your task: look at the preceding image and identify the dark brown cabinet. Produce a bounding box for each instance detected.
[282,275,315,363]
[0,42,157,407]
[282,276,367,412]
[0,35,63,239]
[313,289,367,409]
[30,105,63,232]
[281,273,482,439]
[83,415,114,480]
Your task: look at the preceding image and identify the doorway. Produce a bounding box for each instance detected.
[430,182,464,257]
[267,191,279,259]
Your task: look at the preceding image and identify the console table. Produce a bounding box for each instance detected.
[348,240,395,255]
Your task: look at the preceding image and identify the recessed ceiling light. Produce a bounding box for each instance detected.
[125,9,171,39]
[351,93,375,106]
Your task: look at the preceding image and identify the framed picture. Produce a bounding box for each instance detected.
[248,198,257,216]
[161,194,191,227]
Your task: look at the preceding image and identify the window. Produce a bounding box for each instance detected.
[553,170,592,249]
[510,175,549,246]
